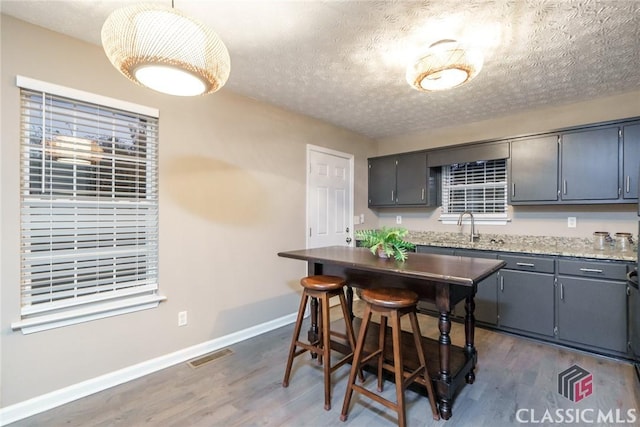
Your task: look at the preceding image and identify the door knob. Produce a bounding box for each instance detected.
[346,237,352,244]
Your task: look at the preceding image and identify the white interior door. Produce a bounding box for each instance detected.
[307,145,354,249]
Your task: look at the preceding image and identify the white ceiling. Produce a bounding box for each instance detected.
[2,0,640,139]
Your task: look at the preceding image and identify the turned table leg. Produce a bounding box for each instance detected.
[464,294,477,384]
[438,311,452,420]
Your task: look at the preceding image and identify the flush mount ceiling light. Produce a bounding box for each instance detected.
[101,2,230,96]
[406,39,483,92]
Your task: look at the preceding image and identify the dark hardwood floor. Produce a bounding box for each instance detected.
[9,301,640,426]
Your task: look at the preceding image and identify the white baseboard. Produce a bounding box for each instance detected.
[0,311,299,426]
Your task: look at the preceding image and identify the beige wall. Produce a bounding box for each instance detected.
[0,15,376,406]
[375,91,640,238]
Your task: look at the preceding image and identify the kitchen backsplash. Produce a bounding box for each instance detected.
[373,204,638,240]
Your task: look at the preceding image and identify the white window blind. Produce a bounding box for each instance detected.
[441,159,508,222]
[14,77,163,333]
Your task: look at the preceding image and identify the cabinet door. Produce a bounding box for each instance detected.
[560,127,620,200]
[455,249,498,325]
[557,276,627,353]
[368,157,396,207]
[509,135,559,203]
[415,246,455,315]
[498,270,555,337]
[396,152,427,205]
[622,123,640,200]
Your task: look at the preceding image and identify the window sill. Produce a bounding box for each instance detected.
[11,294,167,334]
[439,214,511,226]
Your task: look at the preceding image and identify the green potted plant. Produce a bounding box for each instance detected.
[355,226,415,261]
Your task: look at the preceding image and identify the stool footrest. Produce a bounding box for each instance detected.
[351,383,399,412]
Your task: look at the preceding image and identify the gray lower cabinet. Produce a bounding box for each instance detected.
[414,246,631,358]
[498,269,555,337]
[556,276,627,354]
[556,258,630,355]
[415,246,498,325]
[415,245,455,315]
[455,249,498,325]
[415,245,455,256]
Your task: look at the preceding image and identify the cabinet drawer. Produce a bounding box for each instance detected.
[557,259,629,281]
[416,246,455,256]
[498,254,555,273]
[455,249,497,259]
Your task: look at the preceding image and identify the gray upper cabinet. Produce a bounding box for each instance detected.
[622,122,640,200]
[509,135,559,204]
[428,141,509,167]
[396,152,428,205]
[368,156,397,206]
[560,126,620,201]
[370,117,639,207]
[368,152,436,208]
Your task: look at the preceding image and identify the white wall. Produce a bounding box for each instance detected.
[0,15,376,407]
[374,92,640,238]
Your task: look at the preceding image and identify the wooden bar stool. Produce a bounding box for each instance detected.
[340,287,440,426]
[282,275,361,410]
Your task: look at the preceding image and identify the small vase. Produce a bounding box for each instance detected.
[376,246,390,259]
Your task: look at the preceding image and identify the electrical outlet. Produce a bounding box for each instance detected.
[360,214,365,224]
[567,217,577,228]
[178,311,188,326]
[396,215,402,224]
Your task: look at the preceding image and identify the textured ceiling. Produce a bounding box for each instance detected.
[2,0,640,139]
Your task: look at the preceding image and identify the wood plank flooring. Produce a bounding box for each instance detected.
[9,301,640,426]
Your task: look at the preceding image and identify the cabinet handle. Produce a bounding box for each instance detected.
[421,188,425,201]
[391,190,394,202]
[516,262,535,267]
[626,176,631,193]
[563,179,567,195]
[500,275,504,292]
[512,182,516,197]
[560,283,564,300]
[579,268,603,273]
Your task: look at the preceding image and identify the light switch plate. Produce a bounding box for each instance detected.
[567,217,577,228]
[396,215,402,224]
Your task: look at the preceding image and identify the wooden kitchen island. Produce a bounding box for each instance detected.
[278,246,505,420]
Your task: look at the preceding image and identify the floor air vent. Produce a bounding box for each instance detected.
[187,348,233,368]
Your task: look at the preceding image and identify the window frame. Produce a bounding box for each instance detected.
[439,159,509,225]
[12,76,164,334]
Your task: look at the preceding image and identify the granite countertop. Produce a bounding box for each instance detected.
[406,231,638,262]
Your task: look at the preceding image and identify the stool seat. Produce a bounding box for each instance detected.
[361,288,418,309]
[300,275,346,291]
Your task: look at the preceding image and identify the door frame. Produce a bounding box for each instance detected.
[306,144,355,249]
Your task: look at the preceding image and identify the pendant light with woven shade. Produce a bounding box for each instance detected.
[101,2,230,96]
[406,39,483,92]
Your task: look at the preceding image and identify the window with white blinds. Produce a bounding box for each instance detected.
[14,76,163,334]
[440,159,508,223]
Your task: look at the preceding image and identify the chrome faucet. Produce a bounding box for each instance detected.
[457,211,479,242]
